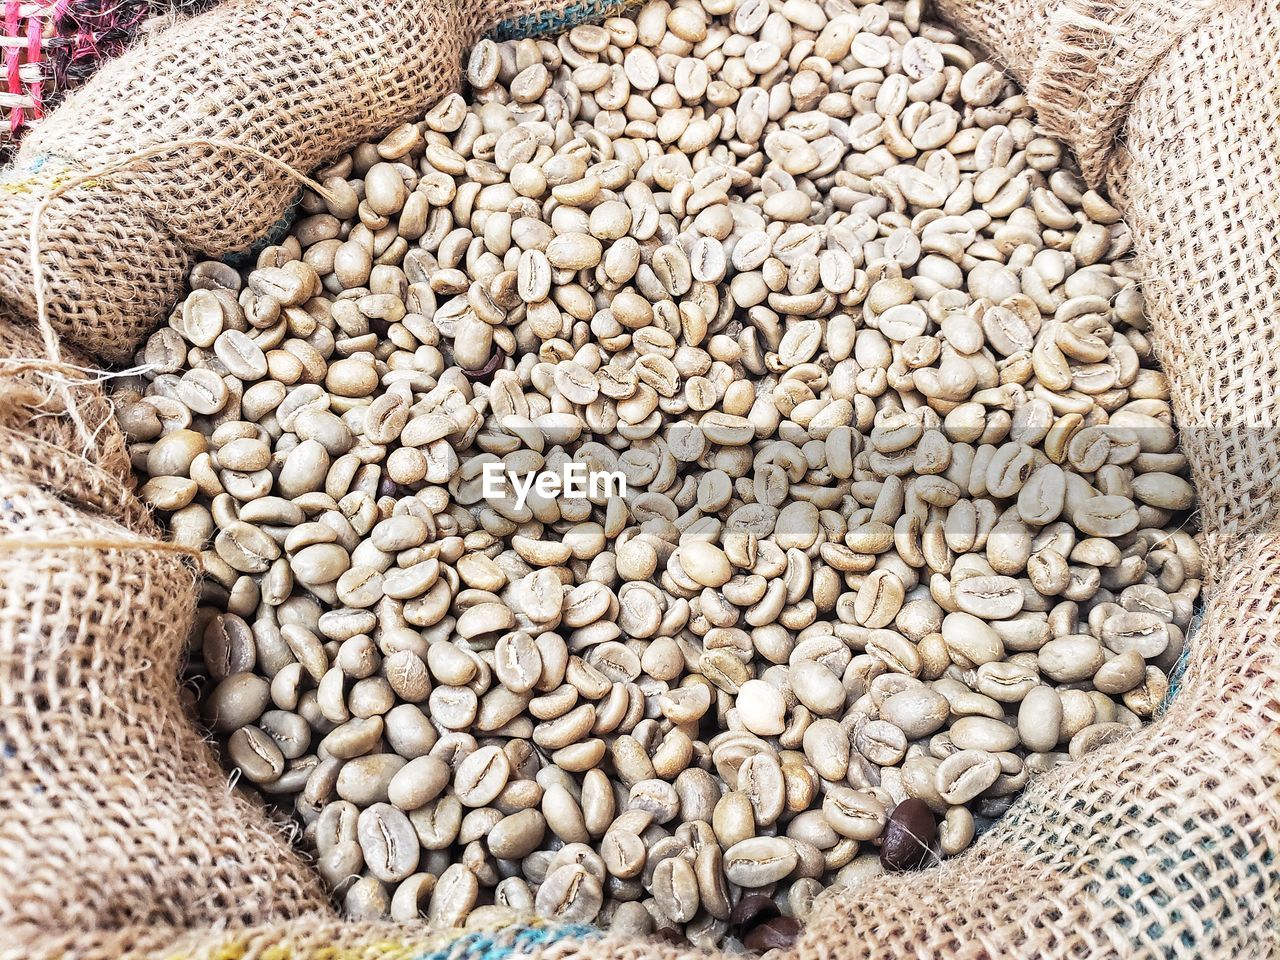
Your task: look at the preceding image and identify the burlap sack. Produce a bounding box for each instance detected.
[0,0,1276,957]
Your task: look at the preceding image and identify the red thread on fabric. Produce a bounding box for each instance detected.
[26,5,43,118]
[4,0,22,132]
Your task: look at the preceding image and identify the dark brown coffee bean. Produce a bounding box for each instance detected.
[879,797,937,872]
[730,893,781,933]
[653,927,690,946]
[378,476,409,499]
[743,916,801,952]
[462,345,507,380]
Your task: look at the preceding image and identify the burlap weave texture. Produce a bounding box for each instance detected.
[0,0,1276,958]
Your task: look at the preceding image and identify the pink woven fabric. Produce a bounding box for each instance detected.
[0,0,153,147]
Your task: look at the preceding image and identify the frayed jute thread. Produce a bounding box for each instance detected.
[0,536,201,558]
[9,135,334,563]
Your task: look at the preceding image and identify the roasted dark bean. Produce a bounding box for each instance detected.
[880,799,938,872]
[744,916,802,952]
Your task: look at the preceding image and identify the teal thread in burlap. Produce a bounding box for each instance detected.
[991,610,1253,956]
[411,922,603,960]
[223,189,303,267]
[1161,611,1201,711]
[1098,826,1276,957]
[489,0,636,40]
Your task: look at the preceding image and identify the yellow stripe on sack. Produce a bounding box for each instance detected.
[368,941,422,959]
[0,169,100,194]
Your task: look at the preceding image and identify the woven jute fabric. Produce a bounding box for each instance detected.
[0,317,333,947]
[0,0,1277,958]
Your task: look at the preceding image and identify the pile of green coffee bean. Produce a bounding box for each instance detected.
[116,0,1201,949]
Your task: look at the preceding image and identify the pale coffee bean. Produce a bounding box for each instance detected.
[215,330,269,381]
[1038,635,1105,683]
[941,612,1005,666]
[880,686,949,739]
[938,806,976,856]
[723,836,799,887]
[629,779,680,824]
[337,754,407,806]
[953,576,1024,620]
[736,679,786,736]
[1018,686,1063,752]
[680,540,732,588]
[535,864,604,922]
[454,745,511,807]
[1131,472,1194,510]
[345,877,391,920]
[257,710,310,759]
[428,863,479,928]
[949,716,1019,753]
[487,809,547,860]
[492,632,542,693]
[358,803,420,882]
[822,787,886,841]
[935,750,1002,804]
[228,725,285,783]
[652,855,701,923]
[601,828,648,880]
[802,718,850,781]
[854,570,905,628]
[1094,650,1147,694]
[738,753,786,827]
[205,672,270,731]
[975,661,1039,703]
[1071,496,1140,538]
[855,719,908,767]
[1100,612,1170,658]
[388,755,450,810]
[1068,721,1131,759]
[790,660,845,715]
[713,790,756,849]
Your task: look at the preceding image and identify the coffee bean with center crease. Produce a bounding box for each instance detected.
[724,836,799,886]
[880,799,938,872]
[535,863,604,923]
[227,725,284,783]
[357,802,420,882]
